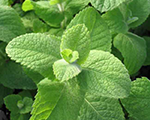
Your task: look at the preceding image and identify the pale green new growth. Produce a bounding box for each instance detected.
[67,7,112,52]
[22,0,34,12]
[121,77,150,120]
[53,59,81,81]
[61,24,90,64]
[114,32,147,75]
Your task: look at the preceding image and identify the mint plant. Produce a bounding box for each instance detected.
[0,0,150,120]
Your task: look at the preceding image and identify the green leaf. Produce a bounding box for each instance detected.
[63,0,90,17]
[33,19,48,33]
[53,59,81,81]
[61,24,90,64]
[23,67,44,84]
[4,94,22,113]
[0,6,26,42]
[67,7,112,52]
[0,0,9,6]
[31,1,64,27]
[144,37,150,65]
[22,0,34,12]
[113,32,147,75]
[127,0,150,28]
[6,33,61,78]
[11,113,30,120]
[0,84,13,107]
[50,0,66,5]
[61,49,79,63]
[90,0,126,12]
[121,77,150,120]
[102,8,128,34]
[30,78,125,120]
[79,50,131,98]
[0,61,36,89]
[19,97,33,114]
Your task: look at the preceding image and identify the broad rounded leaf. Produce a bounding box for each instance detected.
[90,0,126,12]
[121,77,150,120]
[114,32,147,75]
[79,50,131,98]
[102,8,128,34]
[0,6,26,42]
[128,0,150,28]
[30,78,125,120]
[4,94,22,113]
[67,7,112,52]
[61,24,90,64]
[53,59,81,81]
[31,1,64,27]
[6,33,61,78]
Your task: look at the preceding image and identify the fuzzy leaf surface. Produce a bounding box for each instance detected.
[114,32,147,75]
[102,8,128,34]
[53,59,81,81]
[121,77,150,120]
[67,7,112,52]
[80,50,131,98]
[90,0,126,12]
[61,24,90,64]
[30,78,125,120]
[6,33,61,78]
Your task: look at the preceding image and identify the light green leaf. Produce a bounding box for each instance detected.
[30,78,125,120]
[0,61,36,89]
[31,1,64,27]
[4,94,22,113]
[102,8,128,34]
[53,59,81,81]
[19,97,33,114]
[6,33,61,78]
[61,49,79,63]
[0,0,8,6]
[22,0,34,12]
[0,6,26,42]
[121,77,150,120]
[50,0,66,5]
[63,0,90,17]
[61,24,90,64]
[143,37,150,65]
[67,7,112,52]
[113,32,147,75]
[127,0,150,28]
[90,0,126,12]
[79,50,131,98]
[0,84,13,107]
